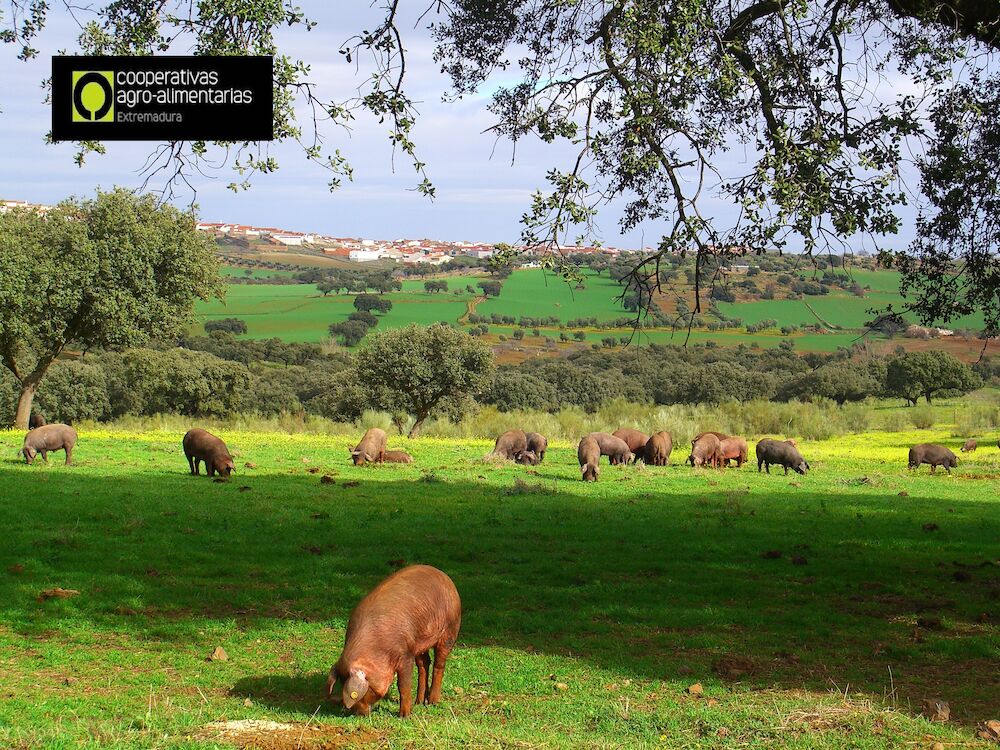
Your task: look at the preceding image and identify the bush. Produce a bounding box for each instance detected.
[329,320,370,346]
[480,371,559,412]
[347,311,379,328]
[98,348,252,418]
[33,359,111,423]
[908,406,936,429]
[204,317,248,335]
[353,294,392,314]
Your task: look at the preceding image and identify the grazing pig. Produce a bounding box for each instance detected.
[716,437,749,468]
[327,565,461,718]
[490,430,528,460]
[515,449,539,465]
[908,443,958,474]
[585,432,634,465]
[183,428,235,478]
[351,428,387,465]
[525,432,548,463]
[756,438,809,475]
[961,439,977,453]
[642,431,673,466]
[28,413,46,430]
[688,433,721,468]
[612,428,649,463]
[22,423,77,465]
[383,450,413,464]
[578,435,601,482]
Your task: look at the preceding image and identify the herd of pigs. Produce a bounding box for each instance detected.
[11,417,995,718]
[16,419,992,477]
[350,425,981,479]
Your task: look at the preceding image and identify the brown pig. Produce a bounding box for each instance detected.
[578,435,601,482]
[585,432,634,465]
[961,439,977,453]
[716,437,749,468]
[525,432,548,463]
[28,413,46,430]
[382,450,413,464]
[351,428,387,465]
[612,428,649,463]
[688,433,721,468]
[908,443,958,474]
[490,430,528,460]
[183,428,235,478]
[642,431,673,466]
[327,564,461,718]
[22,423,77,465]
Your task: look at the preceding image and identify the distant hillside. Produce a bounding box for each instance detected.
[194,262,992,361]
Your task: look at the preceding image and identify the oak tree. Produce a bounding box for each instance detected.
[0,189,222,427]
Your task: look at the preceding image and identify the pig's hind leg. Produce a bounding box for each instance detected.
[428,635,457,705]
[415,651,431,704]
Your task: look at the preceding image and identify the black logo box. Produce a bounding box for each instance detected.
[52,55,273,141]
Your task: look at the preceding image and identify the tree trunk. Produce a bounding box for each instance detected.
[408,412,428,438]
[13,382,37,429]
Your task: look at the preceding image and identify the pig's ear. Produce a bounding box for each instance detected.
[327,668,344,703]
[344,670,369,708]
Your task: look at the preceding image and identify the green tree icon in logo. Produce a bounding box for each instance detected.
[72,72,114,122]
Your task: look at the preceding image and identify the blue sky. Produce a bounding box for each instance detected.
[0,3,915,250]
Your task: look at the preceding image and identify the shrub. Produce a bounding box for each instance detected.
[908,406,936,429]
[353,294,392,314]
[347,311,379,328]
[204,317,248,335]
[329,320,369,347]
[33,359,111,424]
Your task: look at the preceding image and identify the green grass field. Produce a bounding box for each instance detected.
[717,293,985,331]
[1,426,997,749]
[196,284,478,343]
[195,267,987,356]
[476,269,628,322]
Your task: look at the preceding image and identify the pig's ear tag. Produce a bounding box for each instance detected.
[350,691,358,699]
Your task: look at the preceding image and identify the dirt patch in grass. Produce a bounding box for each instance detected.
[777,697,891,735]
[199,719,378,750]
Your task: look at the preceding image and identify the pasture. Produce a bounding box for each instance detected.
[195,267,989,358]
[1,427,997,749]
[196,284,477,343]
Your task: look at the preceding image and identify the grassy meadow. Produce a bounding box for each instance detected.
[1,420,998,749]
[195,267,989,358]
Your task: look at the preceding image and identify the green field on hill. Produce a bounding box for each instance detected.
[1,425,997,749]
[717,291,985,330]
[476,268,628,321]
[197,283,479,343]
[195,266,984,352]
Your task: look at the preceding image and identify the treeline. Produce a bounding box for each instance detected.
[2,332,989,427]
[480,345,984,412]
[0,335,352,424]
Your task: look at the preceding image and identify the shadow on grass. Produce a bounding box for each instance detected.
[232,673,337,715]
[0,463,997,720]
